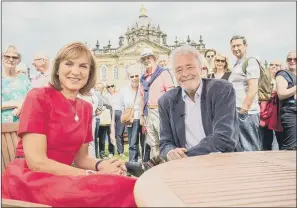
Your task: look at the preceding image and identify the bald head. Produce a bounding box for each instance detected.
[33,53,48,60]
[158,55,168,67]
[32,53,49,73]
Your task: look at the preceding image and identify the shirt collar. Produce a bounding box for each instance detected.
[181,79,203,102]
[235,54,248,65]
[38,71,50,76]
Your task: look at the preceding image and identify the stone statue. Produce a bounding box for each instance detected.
[162,35,167,45]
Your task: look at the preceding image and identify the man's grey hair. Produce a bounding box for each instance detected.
[169,45,204,70]
[230,35,247,45]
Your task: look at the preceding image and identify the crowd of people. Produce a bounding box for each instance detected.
[1,35,296,207]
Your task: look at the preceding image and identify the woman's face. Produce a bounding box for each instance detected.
[106,84,115,94]
[3,48,20,71]
[58,53,90,94]
[129,73,140,88]
[287,52,296,71]
[214,55,226,70]
[269,60,281,78]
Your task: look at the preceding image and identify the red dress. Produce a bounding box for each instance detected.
[2,86,137,207]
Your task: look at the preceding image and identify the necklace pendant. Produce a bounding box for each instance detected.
[74,114,79,122]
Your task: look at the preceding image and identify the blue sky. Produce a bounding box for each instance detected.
[2,2,296,76]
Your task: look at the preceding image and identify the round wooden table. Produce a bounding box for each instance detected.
[134,151,296,207]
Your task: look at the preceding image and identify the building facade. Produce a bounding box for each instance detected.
[92,5,209,87]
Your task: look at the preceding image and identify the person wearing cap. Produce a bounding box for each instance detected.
[31,53,50,88]
[139,48,174,159]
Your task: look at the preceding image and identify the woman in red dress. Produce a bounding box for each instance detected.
[2,42,137,207]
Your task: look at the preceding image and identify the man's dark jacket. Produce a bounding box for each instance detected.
[158,78,242,158]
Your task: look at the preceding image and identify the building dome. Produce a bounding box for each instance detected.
[131,5,156,29]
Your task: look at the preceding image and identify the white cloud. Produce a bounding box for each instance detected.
[2,2,296,74]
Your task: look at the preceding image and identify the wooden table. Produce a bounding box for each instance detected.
[134,151,296,207]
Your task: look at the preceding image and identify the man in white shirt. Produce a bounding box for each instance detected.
[228,35,262,151]
[125,45,241,177]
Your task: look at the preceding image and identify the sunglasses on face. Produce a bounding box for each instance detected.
[106,85,114,89]
[34,58,44,61]
[4,55,19,60]
[287,58,297,62]
[130,75,139,79]
[207,55,214,58]
[269,63,280,67]
[215,59,225,63]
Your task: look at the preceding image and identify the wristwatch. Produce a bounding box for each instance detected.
[85,170,96,175]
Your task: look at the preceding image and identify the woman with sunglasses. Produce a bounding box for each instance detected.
[106,83,126,158]
[276,51,297,150]
[208,53,232,80]
[2,45,31,123]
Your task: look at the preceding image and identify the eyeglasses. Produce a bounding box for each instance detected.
[34,58,44,61]
[130,75,139,79]
[4,55,19,60]
[287,58,297,62]
[106,85,114,89]
[206,55,214,58]
[269,63,280,67]
[215,59,225,63]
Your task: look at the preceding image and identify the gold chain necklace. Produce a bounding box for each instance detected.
[65,98,79,122]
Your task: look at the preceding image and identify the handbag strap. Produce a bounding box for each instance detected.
[131,87,138,108]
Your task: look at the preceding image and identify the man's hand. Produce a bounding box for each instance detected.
[109,126,116,145]
[167,148,188,161]
[239,108,248,115]
[96,110,102,116]
[97,158,125,175]
[140,116,146,127]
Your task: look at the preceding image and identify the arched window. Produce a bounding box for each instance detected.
[100,65,108,81]
[113,66,119,80]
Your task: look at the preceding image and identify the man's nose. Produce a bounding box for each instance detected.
[181,69,189,77]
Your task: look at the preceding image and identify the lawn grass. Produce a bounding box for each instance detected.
[103,142,130,162]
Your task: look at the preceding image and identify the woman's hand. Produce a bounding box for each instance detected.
[12,108,21,117]
[97,158,125,175]
[109,126,116,145]
[12,102,23,117]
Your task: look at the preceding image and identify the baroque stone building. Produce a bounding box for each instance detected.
[92,5,209,88]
